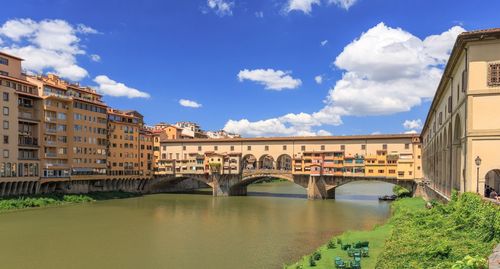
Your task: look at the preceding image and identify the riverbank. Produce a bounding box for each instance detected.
[0,191,141,212]
[285,192,499,269]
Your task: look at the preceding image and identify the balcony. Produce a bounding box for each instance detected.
[18,136,38,147]
[45,129,57,134]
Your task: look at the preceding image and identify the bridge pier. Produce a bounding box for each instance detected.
[307,176,336,200]
[211,174,244,197]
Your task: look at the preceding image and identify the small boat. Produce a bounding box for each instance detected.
[378,195,397,201]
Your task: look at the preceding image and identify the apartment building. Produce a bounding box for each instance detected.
[107,109,151,179]
[0,52,41,195]
[28,74,108,182]
[422,28,500,198]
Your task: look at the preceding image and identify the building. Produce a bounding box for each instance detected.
[206,130,241,139]
[422,28,500,198]
[107,109,148,179]
[174,121,207,138]
[153,123,183,140]
[0,52,41,195]
[159,134,422,180]
[28,74,108,183]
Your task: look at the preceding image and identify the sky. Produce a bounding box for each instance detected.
[1,0,499,137]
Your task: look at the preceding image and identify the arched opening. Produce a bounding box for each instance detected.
[241,154,257,170]
[485,169,500,198]
[149,176,212,194]
[258,154,275,170]
[453,115,462,191]
[276,154,292,171]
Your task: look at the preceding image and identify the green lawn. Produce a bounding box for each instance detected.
[285,198,426,269]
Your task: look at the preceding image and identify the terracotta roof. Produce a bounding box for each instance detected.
[422,28,500,134]
[161,133,420,144]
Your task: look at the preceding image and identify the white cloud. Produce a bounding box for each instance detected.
[90,54,101,62]
[404,130,418,134]
[315,75,323,84]
[179,99,202,108]
[224,23,465,137]
[76,24,99,34]
[94,75,150,98]
[0,18,99,81]
[255,11,264,18]
[321,39,328,46]
[371,131,382,135]
[206,0,234,16]
[403,119,422,130]
[238,68,302,90]
[286,0,321,14]
[328,0,357,10]
[286,0,358,13]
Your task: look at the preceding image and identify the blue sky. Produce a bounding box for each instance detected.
[1,0,499,137]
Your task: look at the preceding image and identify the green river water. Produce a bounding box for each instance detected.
[0,181,394,269]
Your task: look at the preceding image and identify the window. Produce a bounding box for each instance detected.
[488,63,500,87]
[3,120,8,129]
[382,144,387,150]
[282,145,287,150]
[448,96,452,113]
[230,146,234,151]
[0,57,8,65]
[301,145,306,151]
[214,146,218,151]
[361,144,366,150]
[264,145,269,151]
[340,145,345,151]
[183,146,186,150]
[3,135,8,144]
[321,145,325,150]
[198,146,202,151]
[2,92,8,101]
[247,146,251,150]
[438,112,443,125]
[3,106,8,116]
[405,143,410,150]
[3,149,8,158]
[0,71,8,76]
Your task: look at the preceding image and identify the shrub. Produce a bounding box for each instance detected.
[392,185,410,198]
[308,255,316,267]
[327,240,336,249]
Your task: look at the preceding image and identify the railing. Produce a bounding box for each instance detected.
[45,152,57,158]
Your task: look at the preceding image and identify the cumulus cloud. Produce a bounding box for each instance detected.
[179,99,202,108]
[90,54,101,62]
[238,68,302,90]
[321,40,328,46]
[94,75,150,98]
[0,18,98,81]
[315,75,323,84]
[403,119,422,130]
[206,0,234,16]
[286,0,321,14]
[224,22,465,137]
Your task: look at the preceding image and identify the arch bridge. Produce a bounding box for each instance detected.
[147,168,416,200]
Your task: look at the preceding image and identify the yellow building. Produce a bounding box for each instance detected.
[422,28,500,198]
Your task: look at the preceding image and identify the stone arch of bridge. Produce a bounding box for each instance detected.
[235,173,304,189]
[332,177,416,194]
[148,175,213,192]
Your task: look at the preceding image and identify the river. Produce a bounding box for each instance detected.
[0,181,394,269]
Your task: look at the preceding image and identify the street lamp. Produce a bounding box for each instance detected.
[475,156,482,194]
